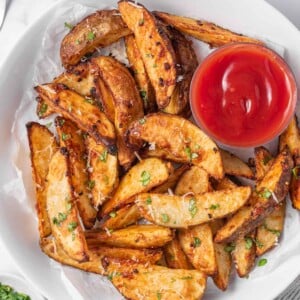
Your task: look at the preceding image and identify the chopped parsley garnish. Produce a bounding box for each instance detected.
[64,22,73,30]
[140,170,151,186]
[258,258,267,267]
[59,118,65,126]
[224,243,235,253]
[98,149,108,162]
[109,211,117,218]
[139,117,146,124]
[146,196,152,205]
[263,223,281,237]
[292,166,300,178]
[188,198,198,218]
[140,90,148,103]
[108,271,121,281]
[85,97,94,105]
[61,132,70,141]
[193,237,201,247]
[52,212,68,226]
[38,102,48,117]
[45,122,53,128]
[184,147,198,161]
[68,221,78,232]
[244,237,253,250]
[209,204,220,210]
[0,282,31,300]
[86,180,95,190]
[258,188,272,199]
[75,39,81,45]
[161,213,170,223]
[87,31,96,41]
[254,239,264,248]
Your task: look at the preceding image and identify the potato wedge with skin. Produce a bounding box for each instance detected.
[125,34,156,113]
[35,83,116,153]
[27,122,57,238]
[175,166,211,196]
[118,1,177,109]
[215,149,293,243]
[101,157,173,216]
[46,149,89,262]
[85,136,119,208]
[55,117,97,229]
[164,236,192,269]
[126,113,224,179]
[100,204,140,230]
[136,187,251,228]
[220,149,255,179]
[85,225,173,249]
[92,56,143,169]
[179,224,217,275]
[60,9,131,68]
[254,146,273,181]
[154,11,262,48]
[102,258,207,300]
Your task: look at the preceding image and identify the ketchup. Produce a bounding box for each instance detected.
[190,43,297,147]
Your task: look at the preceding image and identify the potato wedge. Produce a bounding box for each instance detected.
[175,166,211,196]
[215,148,293,243]
[154,11,262,48]
[85,225,173,248]
[256,202,286,256]
[55,117,97,229]
[136,187,251,228]
[254,146,273,181]
[100,204,140,230]
[126,113,224,179]
[118,1,177,108]
[125,34,156,113]
[102,258,207,300]
[101,157,173,216]
[35,83,116,153]
[85,135,119,208]
[46,149,89,261]
[60,9,131,68]
[27,122,57,237]
[179,224,217,275]
[92,56,143,169]
[220,149,254,179]
[164,236,192,269]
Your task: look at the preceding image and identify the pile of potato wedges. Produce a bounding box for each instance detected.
[27,1,299,299]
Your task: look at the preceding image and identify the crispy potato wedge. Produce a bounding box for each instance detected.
[85,224,173,248]
[46,149,89,261]
[60,9,131,68]
[254,146,274,182]
[55,117,97,229]
[85,135,119,208]
[220,149,254,179]
[164,236,192,269]
[27,122,57,238]
[92,56,143,169]
[152,164,190,193]
[179,224,217,275]
[154,11,262,48]
[256,202,286,256]
[102,258,207,300]
[126,113,224,179]
[125,34,156,113]
[175,166,211,196]
[232,232,256,278]
[215,149,293,243]
[40,238,105,275]
[100,204,140,230]
[35,83,116,152]
[136,187,251,228]
[101,157,173,216]
[118,1,177,109]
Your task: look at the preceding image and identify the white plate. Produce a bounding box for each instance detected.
[0,0,300,300]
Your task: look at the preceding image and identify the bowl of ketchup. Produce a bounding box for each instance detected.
[190,43,297,147]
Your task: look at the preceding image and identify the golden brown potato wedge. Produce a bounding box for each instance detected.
[220,149,255,179]
[101,157,173,216]
[85,135,119,208]
[152,164,190,193]
[46,149,89,262]
[102,257,207,300]
[125,34,156,113]
[60,9,131,68]
[85,224,173,249]
[175,166,211,196]
[118,1,177,109]
[100,204,140,230]
[164,236,192,269]
[256,202,286,256]
[40,238,105,275]
[154,11,262,48]
[215,148,293,243]
[92,56,144,169]
[35,83,116,152]
[136,187,251,228]
[179,224,217,275]
[55,117,97,229]
[27,122,58,238]
[126,113,224,179]
[254,146,274,182]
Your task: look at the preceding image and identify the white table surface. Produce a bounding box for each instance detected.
[0,0,299,298]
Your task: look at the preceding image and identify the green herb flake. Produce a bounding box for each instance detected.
[188,198,198,218]
[262,156,272,165]
[66,202,72,212]
[139,117,146,124]
[0,282,31,300]
[156,292,162,300]
[59,118,65,126]
[38,102,48,117]
[46,122,53,128]
[75,39,81,45]
[292,166,300,178]
[193,237,201,247]
[85,97,95,105]
[64,22,74,30]
[98,149,108,162]
[52,217,59,225]
[61,132,70,141]
[184,147,198,161]
[258,258,267,267]
[109,211,117,218]
[86,180,95,190]
[259,188,272,199]
[68,221,78,232]
[224,243,235,253]
[140,170,151,186]
[138,18,144,25]
[108,271,121,281]
[263,223,281,237]
[146,196,152,205]
[58,212,67,223]
[244,237,253,250]
[140,90,148,103]
[161,213,170,223]
[87,31,96,41]
[254,239,264,248]
[210,204,220,210]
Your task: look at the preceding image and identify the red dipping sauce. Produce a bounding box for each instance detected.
[190,43,297,147]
